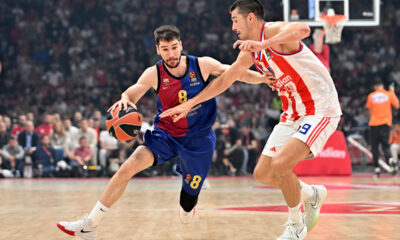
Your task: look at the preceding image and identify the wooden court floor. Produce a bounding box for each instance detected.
[0,174,399,240]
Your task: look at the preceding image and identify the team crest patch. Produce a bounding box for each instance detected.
[185,174,192,184]
[163,78,169,85]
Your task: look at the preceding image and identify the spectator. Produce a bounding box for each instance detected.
[3,116,12,133]
[366,80,399,177]
[99,129,119,171]
[0,121,12,167]
[389,123,400,173]
[33,135,57,177]
[241,125,258,174]
[11,114,26,137]
[42,64,63,88]
[93,110,106,130]
[50,121,68,162]
[73,111,82,127]
[69,137,93,176]
[36,113,53,137]
[91,118,101,142]
[1,136,25,177]
[64,118,78,150]
[18,121,40,156]
[27,112,35,125]
[0,121,11,149]
[72,119,98,165]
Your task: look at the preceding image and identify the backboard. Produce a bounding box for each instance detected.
[283,0,380,27]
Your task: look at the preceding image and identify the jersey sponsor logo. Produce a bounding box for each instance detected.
[275,74,293,89]
[371,92,389,103]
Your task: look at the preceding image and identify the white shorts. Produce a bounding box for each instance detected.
[262,116,340,158]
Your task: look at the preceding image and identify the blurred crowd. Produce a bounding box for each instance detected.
[0,0,400,177]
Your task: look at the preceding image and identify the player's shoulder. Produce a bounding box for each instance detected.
[264,21,286,37]
[143,65,158,76]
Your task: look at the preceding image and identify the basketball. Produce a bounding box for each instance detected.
[105,106,142,141]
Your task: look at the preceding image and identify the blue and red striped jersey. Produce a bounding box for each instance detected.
[154,55,217,137]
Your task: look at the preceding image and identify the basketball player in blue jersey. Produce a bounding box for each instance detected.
[57,25,271,240]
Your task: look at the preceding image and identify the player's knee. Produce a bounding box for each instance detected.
[180,188,199,212]
[253,166,274,185]
[271,157,290,177]
[116,147,153,179]
[253,165,267,182]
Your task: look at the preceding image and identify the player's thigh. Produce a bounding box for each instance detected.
[262,122,297,157]
[144,128,177,166]
[272,138,310,172]
[272,116,340,172]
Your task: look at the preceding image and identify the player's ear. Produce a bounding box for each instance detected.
[247,12,255,23]
[156,45,160,55]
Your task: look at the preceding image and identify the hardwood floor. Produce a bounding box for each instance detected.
[0,174,399,240]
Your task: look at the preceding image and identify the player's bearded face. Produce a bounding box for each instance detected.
[164,54,181,68]
[158,40,182,69]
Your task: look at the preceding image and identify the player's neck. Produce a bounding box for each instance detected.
[165,55,187,77]
[250,21,266,41]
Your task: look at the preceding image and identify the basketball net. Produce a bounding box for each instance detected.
[321,9,346,44]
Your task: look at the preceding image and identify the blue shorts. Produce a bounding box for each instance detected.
[144,128,216,196]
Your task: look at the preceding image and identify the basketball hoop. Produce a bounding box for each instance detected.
[321,9,346,44]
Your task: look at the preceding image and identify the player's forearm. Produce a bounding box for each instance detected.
[239,70,265,84]
[190,67,244,106]
[263,23,310,47]
[121,91,136,104]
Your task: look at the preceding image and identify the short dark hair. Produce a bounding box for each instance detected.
[373,78,383,86]
[230,0,264,20]
[154,25,181,45]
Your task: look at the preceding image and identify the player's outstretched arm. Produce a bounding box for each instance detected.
[234,22,310,53]
[199,54,268,85]
[108,66,157,112]
[159,52,253,121]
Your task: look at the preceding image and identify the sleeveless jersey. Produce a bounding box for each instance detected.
[252,22,342,122]
[154,55,217,137]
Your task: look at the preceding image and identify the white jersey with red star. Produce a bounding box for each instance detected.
[252,22,342,122]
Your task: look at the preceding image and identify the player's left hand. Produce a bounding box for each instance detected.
[264,71,277,91]
[233,40,267,52]
[159,100,194,122]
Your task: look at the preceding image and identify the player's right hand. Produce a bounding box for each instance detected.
[159,100,194,122]
[107,98,137,112]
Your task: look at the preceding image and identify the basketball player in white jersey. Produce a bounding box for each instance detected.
[161,1,342,239]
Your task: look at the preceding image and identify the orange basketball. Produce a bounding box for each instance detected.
[105,106,142,141]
